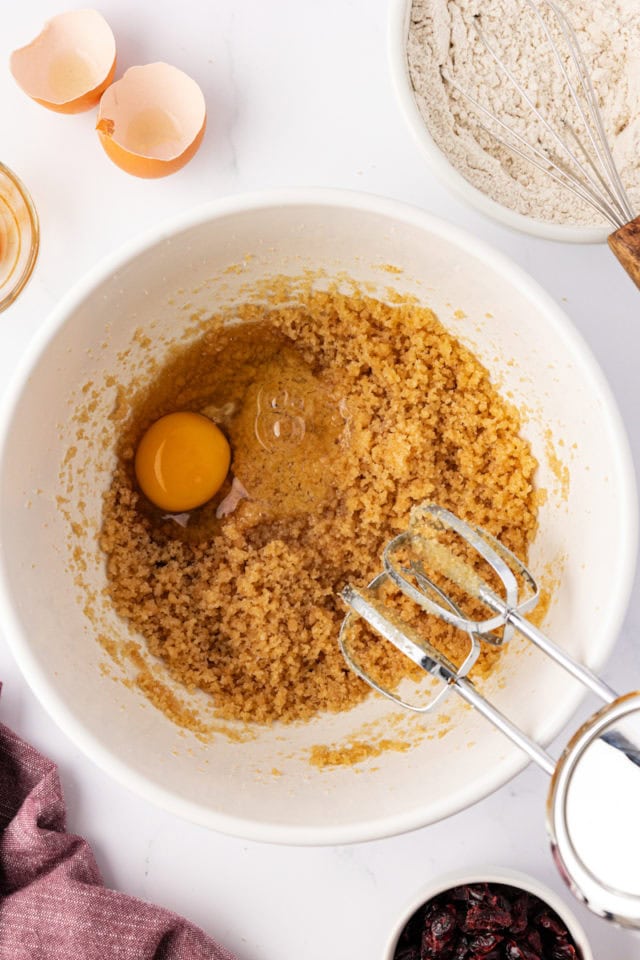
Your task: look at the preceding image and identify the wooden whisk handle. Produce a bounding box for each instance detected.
[608,215,640,290]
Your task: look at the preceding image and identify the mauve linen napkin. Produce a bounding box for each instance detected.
[0,716,238,960]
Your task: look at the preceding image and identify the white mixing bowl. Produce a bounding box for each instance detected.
[0,189,635,844]
[388,0,610,243]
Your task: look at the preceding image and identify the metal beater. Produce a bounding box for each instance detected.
[439,0,640,289]
[340,503,640,928]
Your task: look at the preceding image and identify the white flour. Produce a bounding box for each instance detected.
[407,0,640,226]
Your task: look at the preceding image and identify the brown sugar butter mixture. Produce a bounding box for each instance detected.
[100,290,538,724]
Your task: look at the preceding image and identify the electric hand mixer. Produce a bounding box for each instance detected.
[340,503,640,928]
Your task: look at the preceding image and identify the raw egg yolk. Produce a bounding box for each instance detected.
[134,412,231,512]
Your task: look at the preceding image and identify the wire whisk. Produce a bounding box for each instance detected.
[440,0,640,288]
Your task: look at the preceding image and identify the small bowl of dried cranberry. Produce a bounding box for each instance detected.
[384,869,593,960]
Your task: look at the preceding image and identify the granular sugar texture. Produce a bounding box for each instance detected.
[100,291,538,724]
[407,0,640,225]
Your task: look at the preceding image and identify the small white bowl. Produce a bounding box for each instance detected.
[388,0,609,244]
[383,867,594,960]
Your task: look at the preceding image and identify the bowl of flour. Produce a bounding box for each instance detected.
[389,0,640,241]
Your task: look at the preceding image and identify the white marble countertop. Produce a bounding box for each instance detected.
[1,1,639,957]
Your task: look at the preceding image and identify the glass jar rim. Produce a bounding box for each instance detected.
[0,162,39,313]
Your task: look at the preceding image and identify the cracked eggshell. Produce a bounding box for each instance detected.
[10,9,116,114]
[96,63,207,178]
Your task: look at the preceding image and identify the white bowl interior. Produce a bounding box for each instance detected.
[0,194,634,843]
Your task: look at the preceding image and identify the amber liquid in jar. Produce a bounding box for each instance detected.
[0,163,39,312]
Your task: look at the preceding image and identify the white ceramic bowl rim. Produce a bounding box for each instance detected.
[0,188,636,845]
[387,0,611,244]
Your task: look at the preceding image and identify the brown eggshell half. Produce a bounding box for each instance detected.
[96,63,207,178]
[10,9,116,114]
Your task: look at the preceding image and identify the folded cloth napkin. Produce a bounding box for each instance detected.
[0,717,238,960]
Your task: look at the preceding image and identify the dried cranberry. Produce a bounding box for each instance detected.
[461,902,512,933]
[469,884,491,902]
[452,936,469,959]
[468,933,503,954]
[495,894,514,916]
[550,942,578,960]
[525,928,542,954]
[422,903,458,958]
[425,902,458,939]
[536,910,567,938]
[451,886,474,903]
[509,894,530,935]
[504,940,541,960]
